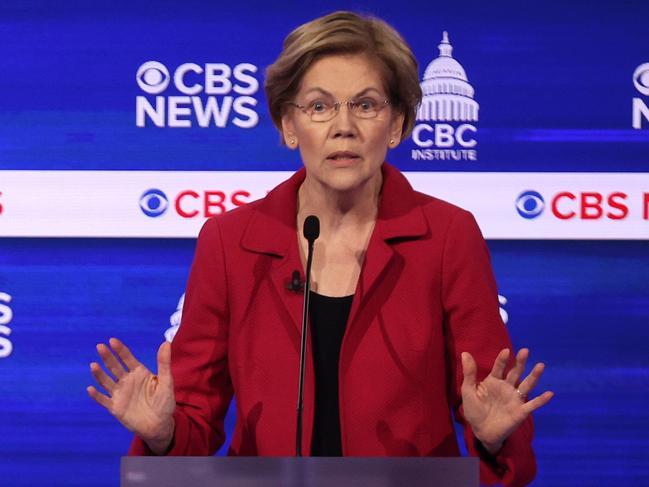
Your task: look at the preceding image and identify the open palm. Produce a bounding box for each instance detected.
[461,348,553,453]
[87,338,175,451]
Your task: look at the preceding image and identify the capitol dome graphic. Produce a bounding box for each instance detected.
[417,31,479,122]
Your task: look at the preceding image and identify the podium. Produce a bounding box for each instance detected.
[121,456,478,487]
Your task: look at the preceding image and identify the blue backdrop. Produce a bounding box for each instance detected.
[1,1,648,486]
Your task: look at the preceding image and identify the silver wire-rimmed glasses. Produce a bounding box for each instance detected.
[287,98,390,122]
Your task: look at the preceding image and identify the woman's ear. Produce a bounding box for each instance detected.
[389,112,405,148]
[281,115,298,149]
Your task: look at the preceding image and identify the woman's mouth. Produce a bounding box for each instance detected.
[326,151,361,166]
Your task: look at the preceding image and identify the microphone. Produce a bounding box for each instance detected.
[286,270,303,293]
[296,215,319,456]
[303,215,320,242]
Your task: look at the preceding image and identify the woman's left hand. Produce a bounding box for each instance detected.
[460,348,554,454]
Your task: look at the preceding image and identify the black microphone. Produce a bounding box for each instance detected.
[296,215,319,456]
[286,270,303,293]
[303,215,320,242]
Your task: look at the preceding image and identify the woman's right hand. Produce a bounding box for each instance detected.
[87,338,176,455]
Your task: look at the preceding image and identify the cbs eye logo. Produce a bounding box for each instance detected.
[140,189,169,217]
[633,63,649,96]
[516,190,545,219]
[136,61,170,94]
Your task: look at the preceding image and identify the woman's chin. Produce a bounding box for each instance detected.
[303,163,382,197]
[321,171,373,194]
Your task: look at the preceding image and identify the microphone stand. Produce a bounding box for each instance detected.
[296,215,319,456]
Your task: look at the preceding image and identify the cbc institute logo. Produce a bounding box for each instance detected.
[135,60,260,128]
[411,32,479,162]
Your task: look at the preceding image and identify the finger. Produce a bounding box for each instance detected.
[521,391,554,415]
[461,352,477,389]
[489,348,510,379]
[517,362,545,395]
[157,342,172,386]
[87,385,112,410]
[90,362,117,393]
[505,348,529,385]
[96,343,127,379]
[109,337,141,372]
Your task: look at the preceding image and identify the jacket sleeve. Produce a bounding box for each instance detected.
[129,217,234,455]
[441,209,536,487]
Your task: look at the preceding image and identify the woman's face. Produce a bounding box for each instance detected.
[281,53,404,194]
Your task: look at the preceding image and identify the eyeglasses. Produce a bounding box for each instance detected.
[287,97,390,122]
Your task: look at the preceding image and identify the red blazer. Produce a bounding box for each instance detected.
[130,163,536,487]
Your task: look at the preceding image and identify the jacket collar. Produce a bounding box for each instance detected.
[241,162,428,256]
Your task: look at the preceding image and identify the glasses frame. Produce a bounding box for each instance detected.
[287,98,390,122]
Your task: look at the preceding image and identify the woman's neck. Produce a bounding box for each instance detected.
[297,172,382,232]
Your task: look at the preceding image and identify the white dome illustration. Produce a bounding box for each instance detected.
[417,32,479,122]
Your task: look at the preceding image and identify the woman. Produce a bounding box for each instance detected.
[88,11,552,486]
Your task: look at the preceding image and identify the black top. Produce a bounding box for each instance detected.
[308,291,354,456]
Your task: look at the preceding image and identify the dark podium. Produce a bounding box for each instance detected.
[121,456,478,487]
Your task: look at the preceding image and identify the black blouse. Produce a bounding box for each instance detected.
[308,291,354,456]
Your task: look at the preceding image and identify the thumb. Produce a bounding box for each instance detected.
[156,341,172,384]
[461,352,477,389]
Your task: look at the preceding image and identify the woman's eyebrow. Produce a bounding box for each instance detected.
[300,86,383,98]
[352,87,383,97]
[301,87,333,97]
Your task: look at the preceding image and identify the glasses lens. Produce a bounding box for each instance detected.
[306,99,388,122]
[310,103,335,122]
[352,98,388,119]
[311,110,334,122]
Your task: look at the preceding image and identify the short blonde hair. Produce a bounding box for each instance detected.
[265,11,422,142]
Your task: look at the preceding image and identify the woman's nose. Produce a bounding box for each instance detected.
[331,103,357,138]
